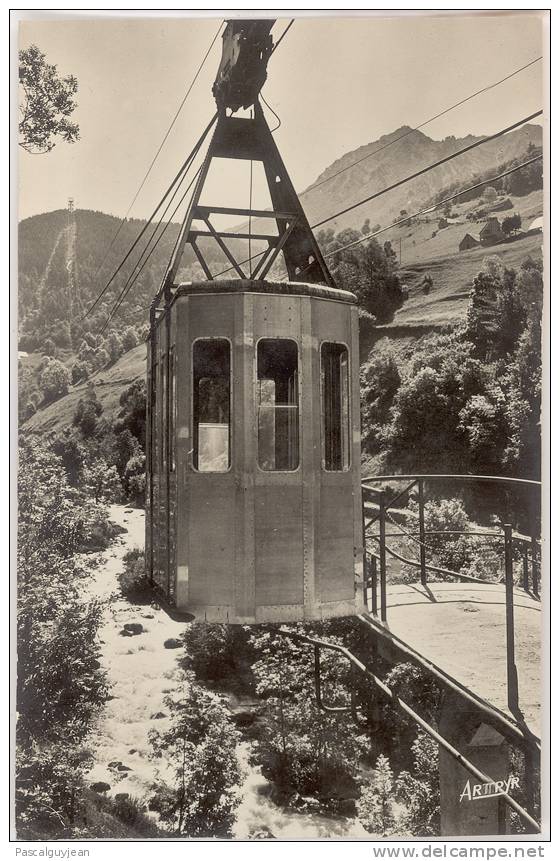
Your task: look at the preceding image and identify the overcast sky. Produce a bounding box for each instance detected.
[17,11,546,223]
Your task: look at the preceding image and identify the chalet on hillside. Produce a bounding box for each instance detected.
[459,232,480,252]
[479,217,504,247]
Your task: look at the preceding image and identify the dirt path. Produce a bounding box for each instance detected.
[87,504,367,838]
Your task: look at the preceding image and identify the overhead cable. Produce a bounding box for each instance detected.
[271,19,294,54]
[81,113,218,320]
[101,164,205,331]
[322,154,543,261]
[87,20,224,285]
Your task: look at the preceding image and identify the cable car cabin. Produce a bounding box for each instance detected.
[146,279,365,624]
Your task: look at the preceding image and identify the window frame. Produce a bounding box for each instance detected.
[319,339,352,473]
[168,345,176,474]
[190,336,233,474]
[255,336,302,474]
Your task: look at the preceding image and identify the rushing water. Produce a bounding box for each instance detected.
[233,743,369,839]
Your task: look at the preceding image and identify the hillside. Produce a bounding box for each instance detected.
[23,343,146,436]
[18,122,542,327]
[373,188,543,334]
[299,123,542,233]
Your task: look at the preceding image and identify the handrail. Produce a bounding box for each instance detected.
[368,538,495,586]
[362,473,541,488]
[361,474,542,718]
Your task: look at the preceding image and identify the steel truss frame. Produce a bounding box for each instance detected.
[155,101,335,309]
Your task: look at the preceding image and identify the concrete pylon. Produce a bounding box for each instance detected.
[439,695,511,836]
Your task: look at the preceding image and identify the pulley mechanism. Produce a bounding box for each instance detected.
[213,19,274,113]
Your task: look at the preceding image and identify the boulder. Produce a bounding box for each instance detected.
[121,622,145,636]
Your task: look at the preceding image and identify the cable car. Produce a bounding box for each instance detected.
[145,20,366,622]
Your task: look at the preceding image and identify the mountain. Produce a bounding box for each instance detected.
[298,123,542,234]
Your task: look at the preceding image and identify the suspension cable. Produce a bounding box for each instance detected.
[101,164,205,331]
[88,20,224,286]
[320,154,543,263]
[81,113,217,321]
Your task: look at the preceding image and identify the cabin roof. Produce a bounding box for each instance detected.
[173,279,358,305]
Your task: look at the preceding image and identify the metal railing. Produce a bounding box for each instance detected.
[361,474,542,716]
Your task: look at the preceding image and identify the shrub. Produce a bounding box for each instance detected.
[249,630,368,809]
[39,358,71,402]
[122,327,138,352]
[71,361,89,384]
[149,677,242,837]
[73,384,103,437]
[117,548,151,602]
[180,623,255,693]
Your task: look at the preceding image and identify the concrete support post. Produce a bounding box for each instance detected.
[439,695,511,836]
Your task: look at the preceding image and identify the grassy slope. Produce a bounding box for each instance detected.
[376,189,543,332]
[23,343,146,435]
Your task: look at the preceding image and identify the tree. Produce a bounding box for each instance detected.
[249,630,368,806]
[361,353,400,456]
[502,213,522,236]
[39,358,71,403]
[114,380,147,449]
[71,361,89,384]
[105,331,123,364]
[465,258,526,360]
[149,676,242,837]
[82,459,122,503]
[73,383,103,438]
[482,186,498,204]
[318,227,403,323]
[395,733,440,836]
[19,45,79,154]
[122,327,139,352]
[357,755,399,836]
[17,440,107,837]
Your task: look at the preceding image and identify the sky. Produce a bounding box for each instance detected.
[17,11,546,223]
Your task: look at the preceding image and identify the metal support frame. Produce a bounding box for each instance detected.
[418,478,427,586]
[312,643,369,729]
[378,491,387,622]
[154,103,335,301]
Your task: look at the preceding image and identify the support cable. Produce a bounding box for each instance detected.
[81,113,217,321]
[286,154,543,283]
[101,163,204,331]
[216,149,543,284]
[271,19,294,54]
[87,20,224,286]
